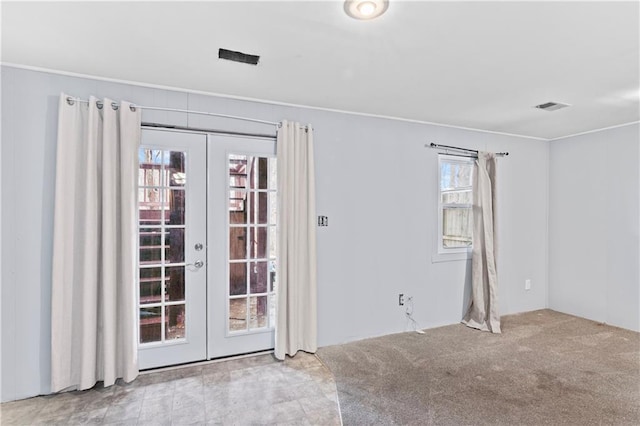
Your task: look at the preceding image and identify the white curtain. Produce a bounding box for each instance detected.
[462,152,501,333]
[275,120,318,360]
[51,94,140,392]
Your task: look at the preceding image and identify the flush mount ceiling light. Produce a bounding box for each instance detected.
[344,0,389,20]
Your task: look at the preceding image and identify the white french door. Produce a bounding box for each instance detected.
[137,129,207,369]
[137,130,276,368]
[208,134,277,358]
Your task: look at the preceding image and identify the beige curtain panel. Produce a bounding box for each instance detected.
[275,121,318,360]
[51,94,140,392]
[462,152,501,333]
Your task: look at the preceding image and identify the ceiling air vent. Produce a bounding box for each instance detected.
[218,48,260,65]
[534,101,571,111]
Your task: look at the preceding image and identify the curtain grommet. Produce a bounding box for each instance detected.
[66,97,75,106]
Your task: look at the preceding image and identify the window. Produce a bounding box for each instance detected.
[438,155,474,254]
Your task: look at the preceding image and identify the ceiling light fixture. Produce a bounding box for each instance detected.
[344,0,389,20]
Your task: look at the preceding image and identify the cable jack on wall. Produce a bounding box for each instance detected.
[404,296,425,334]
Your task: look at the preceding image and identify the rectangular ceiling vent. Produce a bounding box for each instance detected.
[218,48,260,65]
[534,101,571,111]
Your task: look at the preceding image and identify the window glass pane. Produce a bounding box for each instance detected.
[249,296,268,329]
[229,262,247,296]
[249,261,268,293]
[165,266,185,302]
[442,190,472,205]
[140,268,162,304]
[140,307,162,343]
[440,160,473,190]
[443,207,473,248]
[229,298,247,332]
[230,227,247,260]
[165,305,185,340]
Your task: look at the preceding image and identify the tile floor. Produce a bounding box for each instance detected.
[0,352,342,425]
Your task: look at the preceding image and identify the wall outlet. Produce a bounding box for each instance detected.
[399,293,404,306]
[525,279,531,291]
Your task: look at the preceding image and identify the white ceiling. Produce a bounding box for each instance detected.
[2,1,639,140]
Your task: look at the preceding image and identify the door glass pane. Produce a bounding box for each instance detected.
[166,189,185,225]
[249,296,268,329]
[230,175,246,189]
[165,305,185,340]
[249,261,268,294]
[167,151,186,187]
[250,226,267,259]
[139,192,162,226]
[229,298,247,332]
[229,262,247,296]
[140,268,162,304]
[248,192,268,224]
[248,156,268,190]
[269,193,277,225]
[269,158,277,190]
[269,261,276,292]
[229,227,247,260]
[140,231,164,264]
[140,307,162,343]
[269,295,276,327]
[165,228,185,264]
[229,190,246,224]
[269,226,276,259]
[138,149,163,186]
[165,266,185,302]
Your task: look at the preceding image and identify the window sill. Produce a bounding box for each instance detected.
[431,251,472,263]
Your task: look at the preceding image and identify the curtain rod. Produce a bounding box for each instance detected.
[65,96,279,127]
[427,142,509,157]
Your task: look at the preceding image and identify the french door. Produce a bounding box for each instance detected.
[137,129,276,369]
[207,135,277,358]
[137,129,207,369]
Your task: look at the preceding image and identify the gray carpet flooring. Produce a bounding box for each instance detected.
[316,309,640,425]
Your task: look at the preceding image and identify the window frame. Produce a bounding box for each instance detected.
[436,154,475,259]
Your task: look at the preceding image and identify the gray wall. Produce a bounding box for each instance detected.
[549,123,640,332]
[1,65,550,402]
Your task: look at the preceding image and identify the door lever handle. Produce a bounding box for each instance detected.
[186,260,205,270]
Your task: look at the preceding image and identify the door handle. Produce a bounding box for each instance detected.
[186,260,204,270]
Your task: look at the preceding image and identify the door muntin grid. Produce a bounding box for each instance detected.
[138,148,189,345]
[227,154,277,334]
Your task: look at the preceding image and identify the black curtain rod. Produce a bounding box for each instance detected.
[428,142,509,157]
